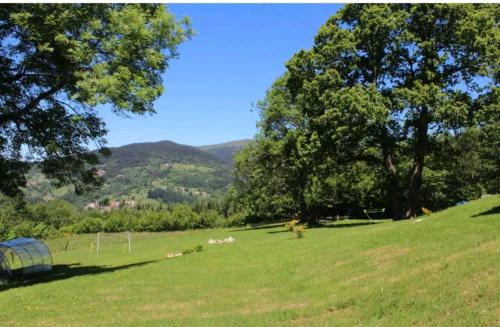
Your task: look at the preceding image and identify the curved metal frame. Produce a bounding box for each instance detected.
[0,238,52,276]
[0,250,12,276]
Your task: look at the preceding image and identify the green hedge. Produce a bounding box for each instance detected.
[0,198,246,242]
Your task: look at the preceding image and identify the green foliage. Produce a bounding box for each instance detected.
[28,200,77,229]
[198,210,226,228]
[294,225,305,239]
[137,211,172,232]
[148,188,192,204]
[234,139,299,221]
[8,222,36,239]
[225,212,246,227]
[24,140,234,207]
[103,211,135,232]
[0,196,245,239]
[171,204,200,229]
[5,221,59,240]
[285,219,299,232]
[0,4,191,197]
[182,242,204,255]
[193,243,203,252]
[0,221,8,242]
[71,217,104,234]
[234,4,499,221]
[32,222,60,240]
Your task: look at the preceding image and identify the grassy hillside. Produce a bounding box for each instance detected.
[1,196,498,326]
[198,139,251,164]
[24,140,233,206]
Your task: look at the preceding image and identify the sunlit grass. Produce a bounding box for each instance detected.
[0,196,498,326]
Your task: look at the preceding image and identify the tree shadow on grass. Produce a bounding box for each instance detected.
[232,222,285,232]
[472,206,500,218]
[0,260,159,291]
[267,221,377,234]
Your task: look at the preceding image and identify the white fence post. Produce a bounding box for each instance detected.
[128,231,131,253]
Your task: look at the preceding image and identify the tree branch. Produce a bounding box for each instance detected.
[0,81,65,125]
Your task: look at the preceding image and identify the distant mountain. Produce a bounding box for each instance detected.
[102,140,229,174]
[198,139,252,164]
[25,140,234,206]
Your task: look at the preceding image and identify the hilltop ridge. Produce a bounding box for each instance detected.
[25,139,243,206]
[198,139,251,164]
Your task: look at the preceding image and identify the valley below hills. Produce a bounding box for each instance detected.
[24,139,251,207]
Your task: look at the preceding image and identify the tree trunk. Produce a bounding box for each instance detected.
[384,151,400,220]
[405,108,429,219]
[381,127,401,220]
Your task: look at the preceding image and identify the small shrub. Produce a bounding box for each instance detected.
[198,210,224,228]
[103,213,131,232]
[171,204,199,230]
[285,219,299,231]
[294,225,305,238]
[226,212,246,227]
[59,225,74,235]
[72,217,104,233]
[32,222,60,239]
[0,221,9,242]
[8,222,35,239]
[137,211,172,232]
[421,207,432,216]
[183,243,204,254]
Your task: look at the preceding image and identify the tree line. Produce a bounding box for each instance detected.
[0,197,244,241]
[0,4,498,232]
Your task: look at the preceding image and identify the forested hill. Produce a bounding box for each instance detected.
[25,140,235,206]
[198,139,251,164]
[102,140,230,174]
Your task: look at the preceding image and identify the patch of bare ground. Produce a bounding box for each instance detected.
[139,300,202,313]
[200,301,309,318]
[136,301,310,322]
[341,273,371,285]
[461,267,498,299]
[333,259,350,268]
[366,246,413,268]
[247,287,274,296]
[25,320,83,327]
[475,240,498,253]
[313,259,351,277]
[289,305,356,326]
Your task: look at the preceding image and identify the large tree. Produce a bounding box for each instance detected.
[0,4,191,197]
[235,4,498,221]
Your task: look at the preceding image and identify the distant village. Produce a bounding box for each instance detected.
[84,167,210,211]
[84,199,137,211]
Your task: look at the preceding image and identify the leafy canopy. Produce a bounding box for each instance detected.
[234,4,498,221]
[0,4,192,196]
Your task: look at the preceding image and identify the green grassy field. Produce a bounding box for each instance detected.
[1,196,499,326]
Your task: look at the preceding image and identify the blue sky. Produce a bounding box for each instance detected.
[100,4,342,147]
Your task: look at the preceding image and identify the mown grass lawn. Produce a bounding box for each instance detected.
[0,196,499,326]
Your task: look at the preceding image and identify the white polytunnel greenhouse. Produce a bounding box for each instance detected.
[0,238,52,276]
